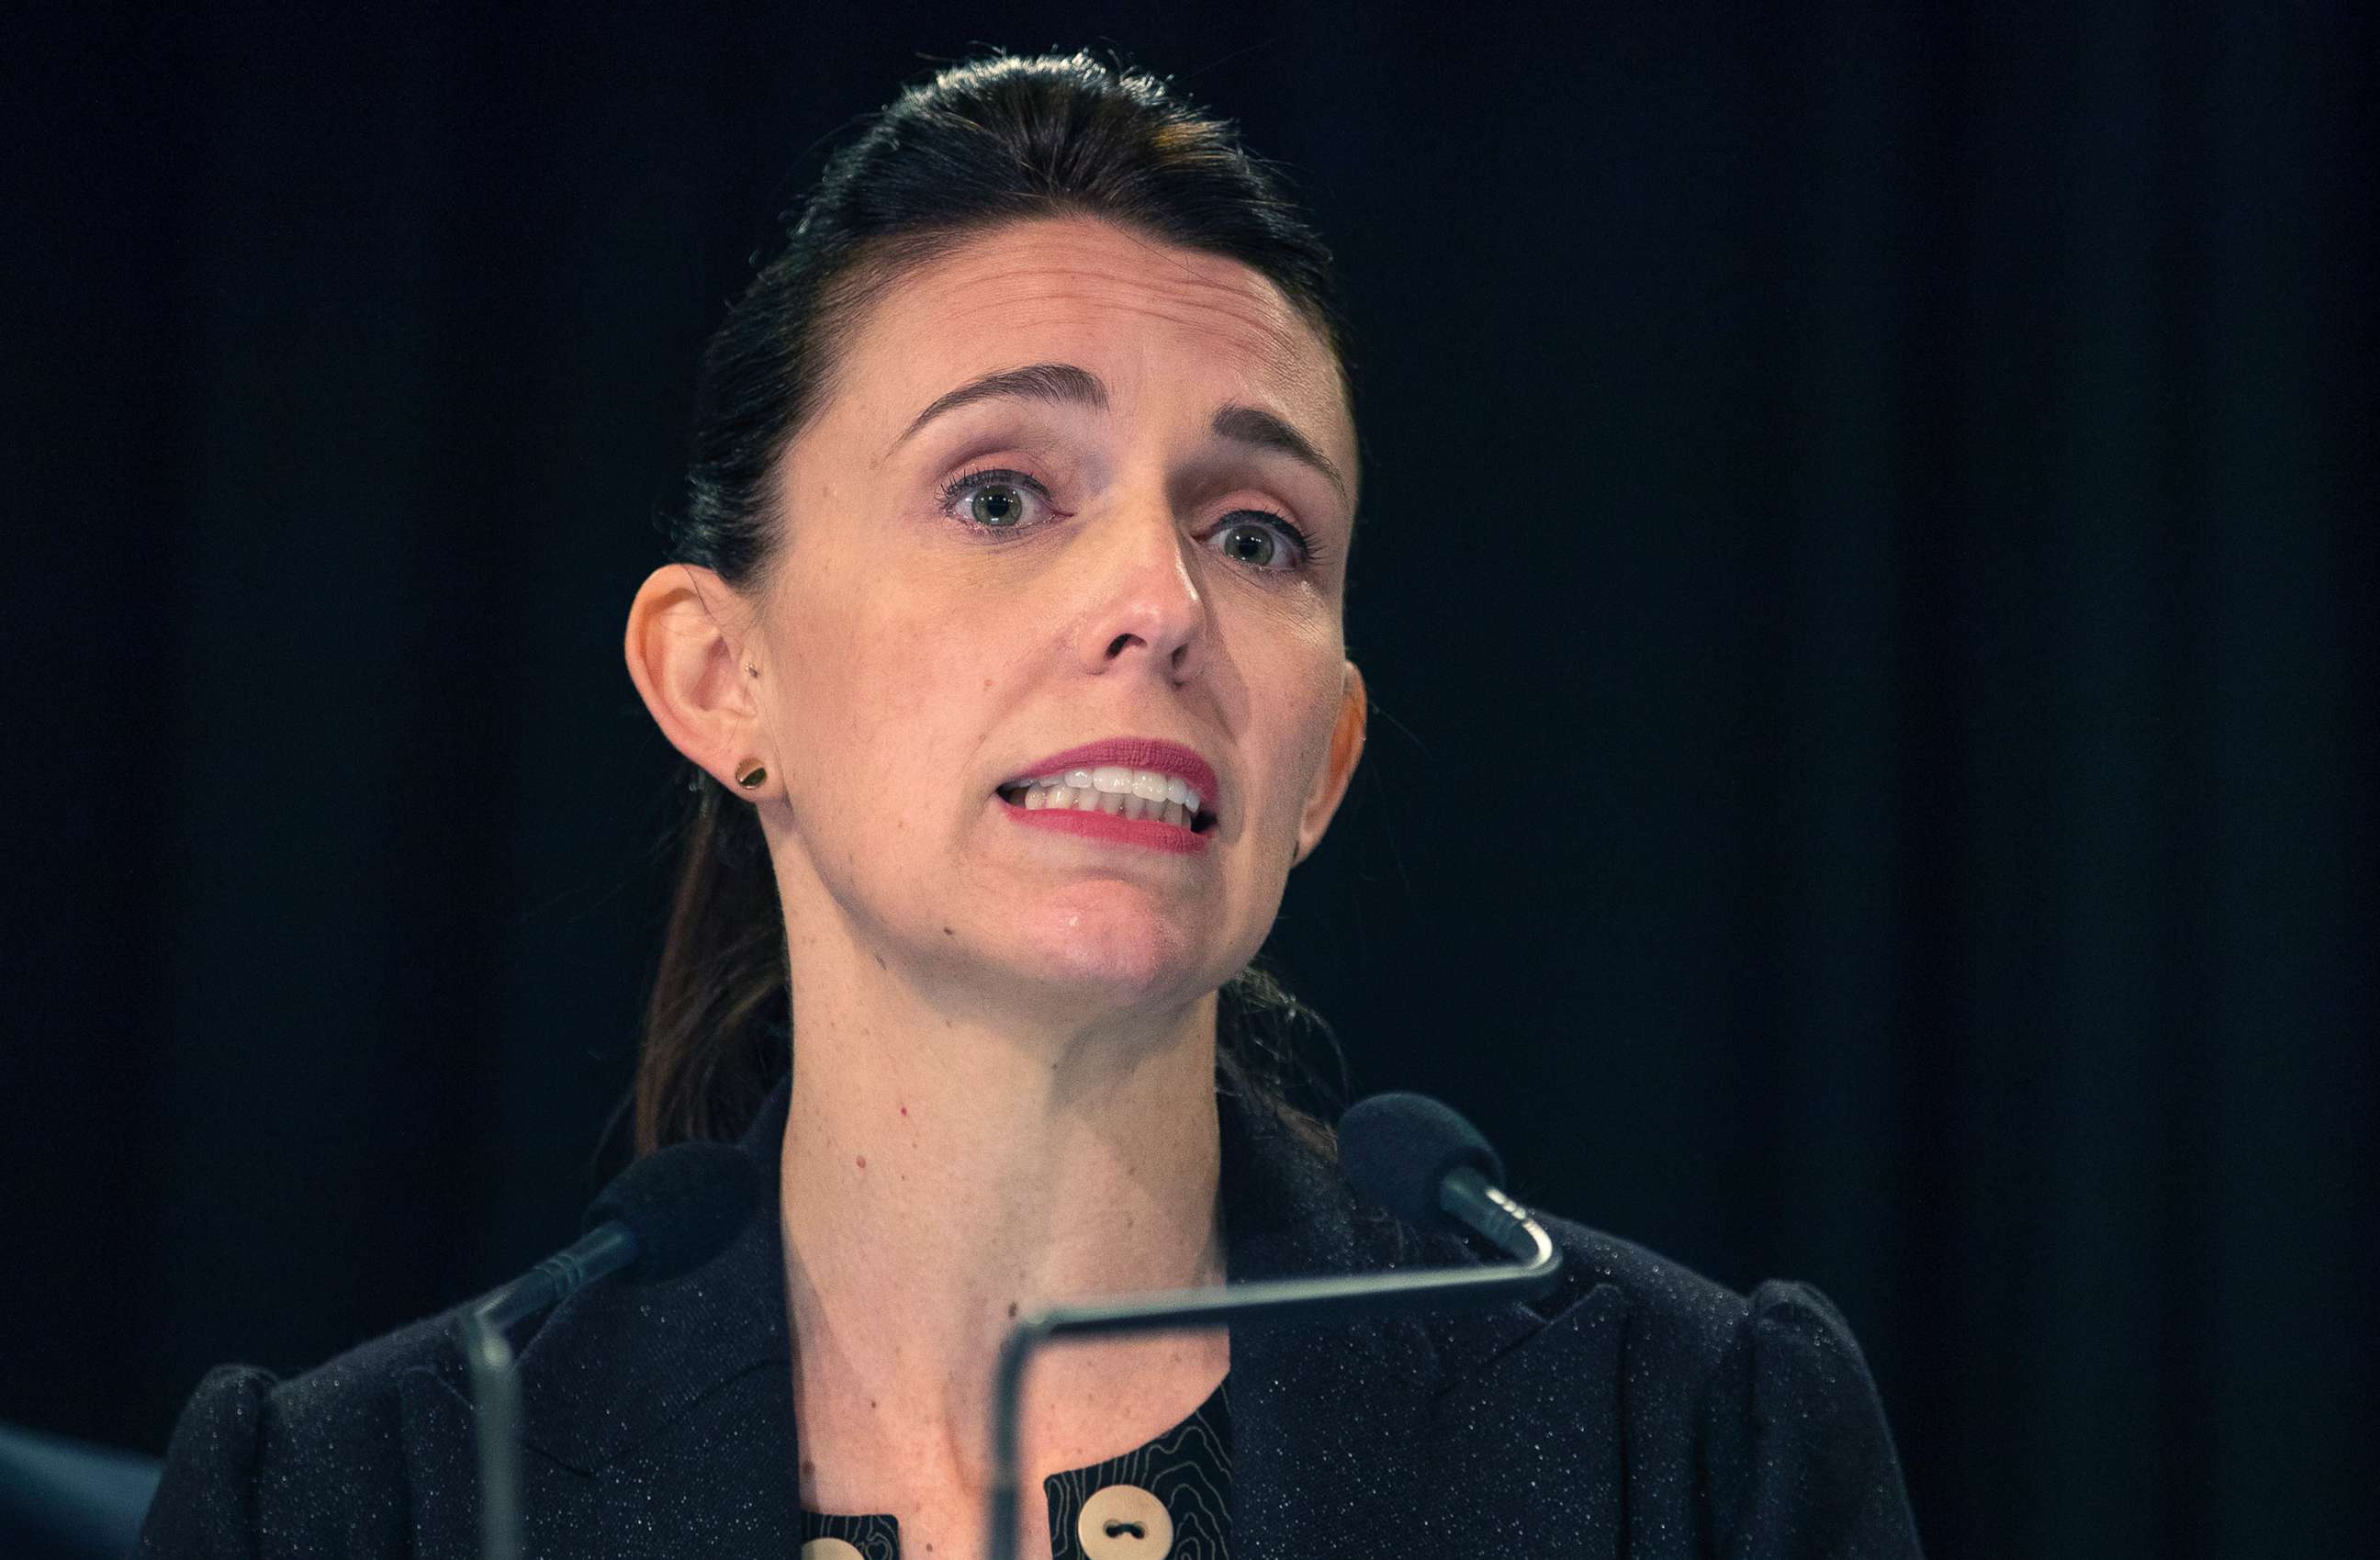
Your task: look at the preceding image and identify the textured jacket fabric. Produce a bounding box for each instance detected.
[139,1081,1923,1557]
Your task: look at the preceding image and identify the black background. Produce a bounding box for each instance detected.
[6,5,2375,1556]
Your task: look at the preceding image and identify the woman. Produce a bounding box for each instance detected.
[140,51,1921,1560]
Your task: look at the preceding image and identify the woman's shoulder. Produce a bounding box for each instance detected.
[1509,1210,1922,1554]
[1359,1198,1876,1400]
[185,1302,466,1441]
[138,1307,466,1557]
[1240,1098,1903,1432]
[1266,1175,1924,1555]
[1533,1210,1876,1379]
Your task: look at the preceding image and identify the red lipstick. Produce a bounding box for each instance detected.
[1003,804,1211,854]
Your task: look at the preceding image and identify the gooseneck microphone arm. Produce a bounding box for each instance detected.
[471,1225,640,1339]
[982,1094,1561,1560]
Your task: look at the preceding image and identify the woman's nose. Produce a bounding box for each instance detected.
[1072,499,1207,683]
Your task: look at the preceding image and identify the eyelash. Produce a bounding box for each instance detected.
[937,466,1327,573]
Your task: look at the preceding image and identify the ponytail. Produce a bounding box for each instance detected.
[632,774,790,1154]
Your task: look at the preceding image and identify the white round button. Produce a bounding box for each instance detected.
[1077,1482,1173,1560]
[800,1541,864,1560]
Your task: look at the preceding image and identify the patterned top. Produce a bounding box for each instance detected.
[796,1375,1231,1560]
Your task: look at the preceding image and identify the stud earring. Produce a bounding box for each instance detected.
[735,762,768,790]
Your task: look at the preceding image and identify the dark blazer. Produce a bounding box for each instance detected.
[139,1082,1922,1557]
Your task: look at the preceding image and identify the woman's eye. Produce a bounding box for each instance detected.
[1207,515,1307,571]
[942,469,1053,533]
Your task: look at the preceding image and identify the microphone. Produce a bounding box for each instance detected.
[1339,1092,1546,1263]
[982,1092,1562,1560]
[460,1142,764,1560]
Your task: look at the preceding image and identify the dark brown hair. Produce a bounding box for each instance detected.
[634,51,1354,1158]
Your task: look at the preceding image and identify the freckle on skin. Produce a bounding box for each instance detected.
[856,1155,866,1169]
[942,926,954,937]
[1007,1301,1018,1318]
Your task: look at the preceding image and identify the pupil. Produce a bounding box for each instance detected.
[971,485,1023,527]
[1229,525,1274,565]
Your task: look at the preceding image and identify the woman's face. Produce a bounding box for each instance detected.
[734,215,1363,1026]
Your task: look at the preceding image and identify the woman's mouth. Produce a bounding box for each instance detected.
[995,765,1217,837]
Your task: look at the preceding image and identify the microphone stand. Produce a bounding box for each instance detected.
[462,1311,522,1560]
[982,1169,1559,1560]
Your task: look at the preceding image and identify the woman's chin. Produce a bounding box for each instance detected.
[982,907,1221,1011]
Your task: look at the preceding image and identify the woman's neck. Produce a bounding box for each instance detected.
[773,937,1229,1509]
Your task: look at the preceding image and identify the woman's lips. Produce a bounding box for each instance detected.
[994,735,1221,844]
[997,796,1212,855]
[1002,737,1218,802]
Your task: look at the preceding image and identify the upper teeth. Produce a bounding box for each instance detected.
[1004,766,1205,826]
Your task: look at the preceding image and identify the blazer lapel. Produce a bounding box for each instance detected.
[1220,1090,1438,1556]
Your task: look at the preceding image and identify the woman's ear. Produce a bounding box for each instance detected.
[623,564,769,789]
[1294,659,1367,865]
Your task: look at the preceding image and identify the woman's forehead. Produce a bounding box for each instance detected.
[836,217,1350,459]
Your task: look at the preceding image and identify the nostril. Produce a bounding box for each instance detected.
[1105,633,1139,657]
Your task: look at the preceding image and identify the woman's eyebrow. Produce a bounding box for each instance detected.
[1209,402,1347,506]
[889,359,1347,505]
[892,363,1107,450]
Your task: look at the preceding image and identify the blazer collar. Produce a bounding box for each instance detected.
[504,1075,1578,1523]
